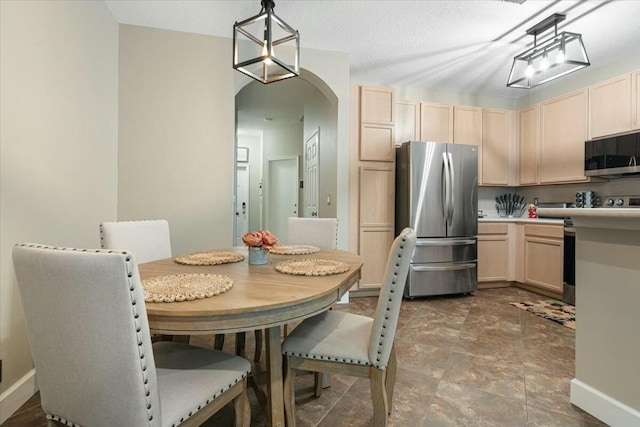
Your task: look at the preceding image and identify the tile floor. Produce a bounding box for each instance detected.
[2,287,608,426]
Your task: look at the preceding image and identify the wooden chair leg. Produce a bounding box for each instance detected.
[214,334,225,350]
[385,347,397,415]
[370,368,389,427]
[254,329,263,362]
[233,379,251,427]
[313,372,323,397]
[283,356,296,427]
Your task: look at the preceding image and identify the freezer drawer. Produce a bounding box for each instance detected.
[411,238,477,264]
[404,262,477,298]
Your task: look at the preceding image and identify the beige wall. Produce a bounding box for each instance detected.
[118,25,235,255]
[118,26,351,253]
[0,0,118,406]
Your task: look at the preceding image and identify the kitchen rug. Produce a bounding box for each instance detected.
[510,300,575,330]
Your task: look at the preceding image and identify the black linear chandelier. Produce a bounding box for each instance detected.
[507,13,590,89]
[232,0,300,84]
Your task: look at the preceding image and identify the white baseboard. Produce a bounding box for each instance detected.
[0,369,38,424]
[571,378,640,427]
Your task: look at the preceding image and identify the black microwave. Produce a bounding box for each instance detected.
[585,132,640,177]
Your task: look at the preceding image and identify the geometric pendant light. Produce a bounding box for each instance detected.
[233,0,300,84]
[507,14,590,89]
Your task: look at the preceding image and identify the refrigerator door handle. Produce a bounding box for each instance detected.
[416,239,476,246]
[411,263,476,272]
[447,152,455,225]
[442,152,451,224]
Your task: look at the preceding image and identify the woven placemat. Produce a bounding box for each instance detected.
[270,245,321,255]
[142,273,233,303]
[275,258,350,276]
[174,250,244,266]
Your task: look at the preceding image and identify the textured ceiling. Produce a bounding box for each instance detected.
[105,1,640,133]
[105,0,640,100]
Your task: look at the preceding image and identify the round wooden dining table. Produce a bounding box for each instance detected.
[138,248,363,427]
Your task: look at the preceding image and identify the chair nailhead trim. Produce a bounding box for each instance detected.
[371,233,409,370]
[47,414,79,426]
[123,251,155,426]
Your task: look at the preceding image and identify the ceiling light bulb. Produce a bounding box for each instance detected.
[525,63,534,78]
[540,55,550,71]
[556,50,565,64]
[262,41,273,65]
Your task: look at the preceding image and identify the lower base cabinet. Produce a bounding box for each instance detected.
[478,221,564,295]
[478,223,509,282]
[523,224,564,293]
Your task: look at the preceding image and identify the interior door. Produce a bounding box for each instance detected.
[304,129,319,217]
[265,156,299,240]
[234,164,250,246]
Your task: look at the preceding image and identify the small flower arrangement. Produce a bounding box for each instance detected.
[242,230,278,251]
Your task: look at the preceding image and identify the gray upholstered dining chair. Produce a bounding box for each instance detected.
[282,227,416,427]
[99,219,188,343]
[287,217,338,249]
[12,243,251,427]
[249,217,341,365]
[100,219,172,263]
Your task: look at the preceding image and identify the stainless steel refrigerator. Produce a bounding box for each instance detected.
[396,141,478,298]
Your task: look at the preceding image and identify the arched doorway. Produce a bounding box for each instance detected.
[234,70,339,244]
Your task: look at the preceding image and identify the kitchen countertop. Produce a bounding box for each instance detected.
[478,216,564,225]
[536,208,640,230]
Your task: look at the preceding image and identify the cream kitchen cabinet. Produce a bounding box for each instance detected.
[478,222,509,283]
[361,85,394,125]
[453,106,483,184]
[420,102,453,143]
[358,164,395,290]
[360,86,395,161]
[351,85,396,292]
[453,106,482,146]
[395,100,420,145]
[482,108,512,186]
[523,224,563,294]
[589,73,632,139]
[539,89,588,184]
[518,105,539,185]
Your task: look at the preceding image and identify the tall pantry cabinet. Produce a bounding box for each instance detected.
[350,86,396,290]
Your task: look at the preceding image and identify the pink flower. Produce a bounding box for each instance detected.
[262,230,278,247]
[242,230,279,251]
[242,231,264,247]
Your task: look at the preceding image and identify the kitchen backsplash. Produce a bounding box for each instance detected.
[478,176,640,216]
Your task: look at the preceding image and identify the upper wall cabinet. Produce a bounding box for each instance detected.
[518,105,539,186]
[453,106,483,184]
[361,86,394,125]
[589,74,632,139]
[420,102,453,143]
[453,106,482,146]
[482,109,512,186]
[633,70,640,130]
[539,89,588,184]
[360,86,395,161]
[395,100,420,145]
